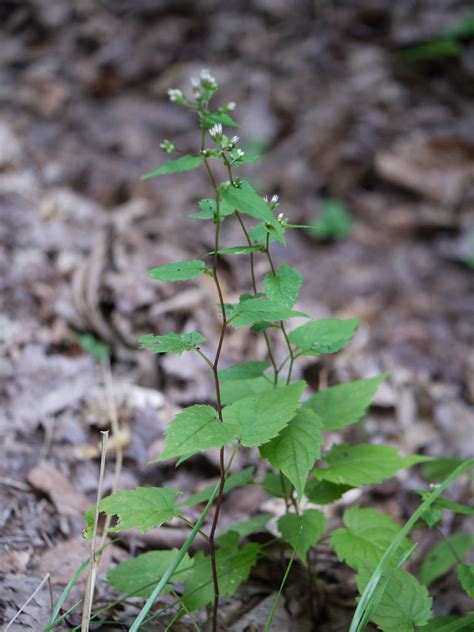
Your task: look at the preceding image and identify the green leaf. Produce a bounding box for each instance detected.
[457,563,474,598]
[420,616,474,632]
[416,490,474,516]
[154,405,234,461]
[308,199,352,240]
[278,509,327,559]
[420,533,473,586]
[148,260,208,282]
[288,318,359,356]
[421,457,465,482]
[142,155,205,179]
[182,533,259,611]
[79,333,111,361]
[139,331,205,355]
[219,361,271,381]
[249,222,281,244]
[191,198,235,221]
[305,480,353,505]
[181,467,254,506]
[357,568,432,632]
[331,507,411,572]
[315,444,432,487]
[82,506,96,540]
[304,374,387,430]
[263,264,303,308]
[100,487,181,533]
[214,245,265,255]
[220,376,274,406]
[218,513,272,542]
[229,296,308,328]
[260,408,323,500]
[107,550,193,597]
[219,180,285,244]
[200,111,239,129]
[262,472,293,498]
[223,381,306,447]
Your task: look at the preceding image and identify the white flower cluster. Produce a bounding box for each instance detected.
[209,123,223,139]
[264,194,279,205]
[167,88,184,102]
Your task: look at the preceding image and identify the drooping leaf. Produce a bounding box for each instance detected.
[148,260,208,282]
[181,532,259,611]
[100,487,181,533]
[305,479,353,505]
[223,382,306,447]
[107,550,193,597]
[457,563,474,598]
[142,155,205,178]
[218,513,272,542]
[420,533,473,586]
[219,180,285,244]
[181,467,254,506]
[154,405,234,462]
[278,509,327,559]
[260,408,323,500]
[263,264,303,308]
[262,472,293,498]
[331,507,412,572]
[357,568,432,632]
[191,197,235,221]
[288,318,359,356]
[219,361,271,381]
[229,296,308,328]
[220,376,274,406]
[304,374,387,430]
[315,444,432,487]
[139,331,206,355]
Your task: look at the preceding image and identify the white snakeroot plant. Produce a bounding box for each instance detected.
[84,71,473,632]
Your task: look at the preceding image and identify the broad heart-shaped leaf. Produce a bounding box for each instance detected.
[263,264,303,308]
[228,296,309,328]
[181,467,254,506]
[220,376,274,406]
[219,360,271,381]
[304,374,387,430]
[223,381,306,447]
[219,180,285,244]
[181,532,259,611]
[100,487,181,533]
[420,533,473,586]
[288,317,359,355]
[191,197,235,221]
[277,509,327,560]
[139,331,205,355]
[305,479,353,505]
[331,507,412,572]
[357,568,432,632]
[260,408,323,500]
[148,260,208,282]
[142,155,205,178]
[458,563,474,598]
[107,550,193,598]
[315,444,432,487]
[154,405,234,462]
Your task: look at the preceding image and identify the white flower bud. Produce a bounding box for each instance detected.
[209,123,223,138]
[200,68,216,84]
[227,102,236,111]
[271,194,280,204]
[167,88,183,102]
[230,135,239,145]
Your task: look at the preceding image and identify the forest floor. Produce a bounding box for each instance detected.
[1,0,473,630]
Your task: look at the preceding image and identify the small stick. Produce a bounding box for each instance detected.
[5,573,50,631]
[81,431,109,632]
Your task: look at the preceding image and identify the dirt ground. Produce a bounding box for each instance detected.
[1,1,473,630]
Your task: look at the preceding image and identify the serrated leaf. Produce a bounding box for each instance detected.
[182,532,259,611]
[223,381,306,447]
[100,487,181,533]
[191,197,235,221]
[262,472,293,498]
[304,374,387,430]
[219,180,285,244]
[263,264,303,308]
[107,550,193,597]
[457,563,474,598]
[181,467,254,506]
[357,568,432,632]
[220,376,274,406]
[142,155,205,178]
[315,444,432,487]
[420,533,473,586]
[288,318,359,356]
[278,509,327,559]
[154,405,234,461]
[148,260,208,282]
[305,479,353,504]
[218,513,272,542]
[331,507,412,571]
[260,408,323,500]
[200,111,239,129]
[139,331,205,355]
[219,361,271,381]
[229,296,308,328]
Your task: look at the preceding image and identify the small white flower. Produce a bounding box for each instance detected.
[190,76,200,87]
[230,135,239,145]
[263,195,269,203]
[271,194,280,205]
[236,148,245,158]
[200,68,216,84]
[167,88,183,102]
[227,102,236,111]
[209,123,223,138]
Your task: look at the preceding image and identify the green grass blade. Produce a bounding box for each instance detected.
[349,458,474,632]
